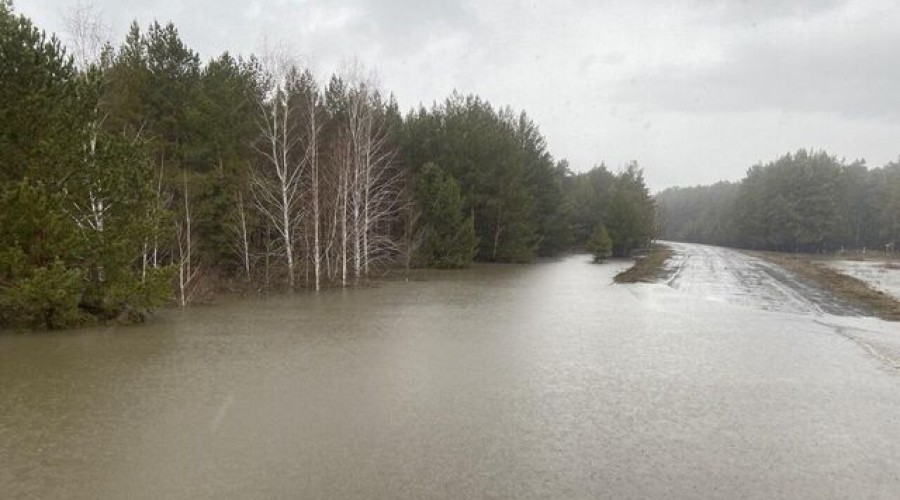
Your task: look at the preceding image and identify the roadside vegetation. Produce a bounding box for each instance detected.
[614,244,673,284]
[755,252,900,321]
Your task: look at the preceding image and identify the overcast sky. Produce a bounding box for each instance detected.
[20,0,900,191]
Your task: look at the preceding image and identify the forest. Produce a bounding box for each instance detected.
[0,2,656,329]
[657,149,900,253]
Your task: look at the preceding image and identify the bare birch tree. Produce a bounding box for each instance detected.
[228,189,253,284]
[343,77,404,281]
[63,1,109,70]
[251,53,306,291]
[303,74,324,291]
[176,172,201,307]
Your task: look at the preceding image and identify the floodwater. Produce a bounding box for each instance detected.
[826,259,900,301]
[2,244,900,499]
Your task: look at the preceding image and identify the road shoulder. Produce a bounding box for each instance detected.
[614,244,674,283]
[752,251,900,322]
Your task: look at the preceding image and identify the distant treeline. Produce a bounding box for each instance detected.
[1,2,654,328]
[657,150,900,252]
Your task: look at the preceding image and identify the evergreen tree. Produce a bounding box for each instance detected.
[412,163,477,268]
[564,163,616,246]
[0,3,170,328]
[606,163,655,257]
[0,0,86,184]
[515,112,571,256]
[401,94,554,262]
[586,225,612,263]
[190,53,261,267]
[658,150,900,253]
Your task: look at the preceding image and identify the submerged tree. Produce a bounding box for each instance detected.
[562,163,616,247]
[401,95,560,263]
[2,2,670,329]
[412,163,477,268]
[587,225,612,263]
[342,75,404,281]
[0,2,170,328]
[250,57,308,291]
[605,163,656,257]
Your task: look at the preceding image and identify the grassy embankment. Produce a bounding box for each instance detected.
[754,252,900,321]
[614,244,673,284]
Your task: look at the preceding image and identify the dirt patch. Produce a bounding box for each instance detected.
[614,244,673,284]
[753,251,900,322]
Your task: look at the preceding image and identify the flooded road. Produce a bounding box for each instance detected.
[2,247,900,499]
[664,241,860,315]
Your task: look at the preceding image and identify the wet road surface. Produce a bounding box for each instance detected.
[663,241,861,316]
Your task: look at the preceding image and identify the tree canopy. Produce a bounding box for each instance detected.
[657,150,900,253]
[0,3,170,328]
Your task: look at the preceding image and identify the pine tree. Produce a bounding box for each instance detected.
[606,163,655,257]
[400,95,547,263]
[586,225,612,263]
[0,3,171,328]
[413,163,477,268]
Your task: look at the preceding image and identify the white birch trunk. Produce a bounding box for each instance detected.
[341,166,349,287]
[309,92,321,291]
[177,173,200,307]
[237,191,251,283]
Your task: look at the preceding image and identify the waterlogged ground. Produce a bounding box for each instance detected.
[2,245,900,499]
[826,259,900,301]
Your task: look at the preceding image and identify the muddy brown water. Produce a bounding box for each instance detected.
[2,251,899,499]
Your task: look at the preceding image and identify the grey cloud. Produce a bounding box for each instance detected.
[618,4,900,120]
[33,0,479,65]
[354,0,476,37]
[691,0,847,26]
[18,0,900,190]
